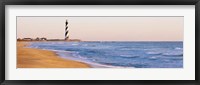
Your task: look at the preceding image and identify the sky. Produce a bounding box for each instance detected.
[17,16,183,41]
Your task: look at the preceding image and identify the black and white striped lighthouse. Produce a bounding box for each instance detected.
[65,19,69,40]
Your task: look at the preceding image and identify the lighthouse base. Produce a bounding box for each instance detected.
[65,39,81,42]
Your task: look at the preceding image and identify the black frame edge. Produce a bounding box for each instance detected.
[0,0,5,84]
[2,0,200,5]
[0,0,200,85]
[195,1,200,83]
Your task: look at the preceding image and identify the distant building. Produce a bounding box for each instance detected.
[17,37,47,41]
[17,38,21,41]
[22,38,33,41]
[41,37,47,41]
[35,37,47,41]
[35,37,40,41]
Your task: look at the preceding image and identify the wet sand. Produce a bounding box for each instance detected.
[17,42,90,68]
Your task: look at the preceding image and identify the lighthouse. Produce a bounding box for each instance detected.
[65,19,69,40]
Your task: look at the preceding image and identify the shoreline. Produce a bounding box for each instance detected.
[56,50,124,68]
[26,44,120,68]
[17,42,90,68]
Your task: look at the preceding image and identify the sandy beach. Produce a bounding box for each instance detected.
[17,42,90,68]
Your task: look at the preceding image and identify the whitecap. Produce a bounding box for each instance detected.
[120,55,139,58]
[162,52,183,56]
[120,55,132,57]
[150,56,157,59]
[72,44,79,46]
[83,44,88,46]
[175,47,183,50]
[149,56,160,60]
[146,52,162,55]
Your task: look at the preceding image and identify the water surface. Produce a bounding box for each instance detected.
[29,41,183,68]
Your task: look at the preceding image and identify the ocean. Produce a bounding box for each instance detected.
[29,41,183,68]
